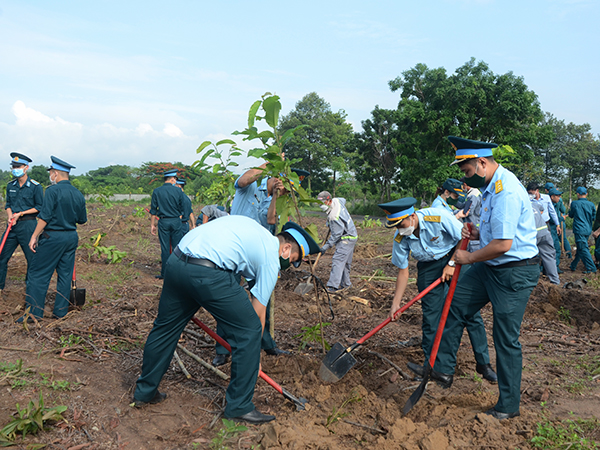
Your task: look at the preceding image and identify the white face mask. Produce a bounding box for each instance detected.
[528,194,535,201]
[320,204,330,213]
[49,173,57,185]
[397,217,415,236]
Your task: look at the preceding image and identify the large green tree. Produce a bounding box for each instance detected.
[384,58,553,199]
[278,92,354,194]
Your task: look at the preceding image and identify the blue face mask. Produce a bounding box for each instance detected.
[11,168,24,178]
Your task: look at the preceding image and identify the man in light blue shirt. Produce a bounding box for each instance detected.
[379,198,495,385]
[133,216,320,424]
[434,136,539,420]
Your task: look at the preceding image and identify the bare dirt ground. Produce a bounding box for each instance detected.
[0,203,599,449]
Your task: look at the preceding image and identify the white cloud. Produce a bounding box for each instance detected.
[163,123,183,137]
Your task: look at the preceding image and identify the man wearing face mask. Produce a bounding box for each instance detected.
[316,191,358,293]
[132,216,320,424]
[21,156,86,321]
[0,153,43,295]
[378,197,495,386]
[433,136,539,420]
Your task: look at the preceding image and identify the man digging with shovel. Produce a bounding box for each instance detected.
[378,197,496,387]
[132,215,320,424]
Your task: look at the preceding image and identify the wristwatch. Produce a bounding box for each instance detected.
[447,260,456,267]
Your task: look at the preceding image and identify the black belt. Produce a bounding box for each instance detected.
[494,256,540,269]
[173,247,221,270]
[18,214,37,221]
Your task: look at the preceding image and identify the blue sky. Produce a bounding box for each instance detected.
[0,0,598,175]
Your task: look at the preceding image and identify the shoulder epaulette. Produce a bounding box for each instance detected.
[495,180,503,194]
[30,179,39,185]
[394,234,403,244]
[423,215,441,223]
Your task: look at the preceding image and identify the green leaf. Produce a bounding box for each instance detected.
[248,100,262,128]
[256,130,274,140]
[248,148,266,159]
[196,141,212,153]
[198,149,215,166]
[212,163,222,173]
[216,139,236,146]
[230,151,242,157]
[263,95,281,129]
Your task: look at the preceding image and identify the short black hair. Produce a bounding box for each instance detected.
[527,182,539,192]
[277,231,300,255]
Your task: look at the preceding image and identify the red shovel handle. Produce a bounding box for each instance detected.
[356,277,444,345]
[427,224,471,369]
[0,217,16,255]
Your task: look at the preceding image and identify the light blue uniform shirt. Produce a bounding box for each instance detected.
[177,215,280,306]
[431,195,451,212]
[479,165,538,266]
[230,177,275,234]
[531,193,559,225]
[392,208,463,269]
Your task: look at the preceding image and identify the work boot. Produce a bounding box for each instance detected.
[476,363,498,384]
[212,354,229,367]
[264,348,290,356]
[406,362,453,389]
[132,391,167,408]
[232,409,275,424]
[484,408,520,420]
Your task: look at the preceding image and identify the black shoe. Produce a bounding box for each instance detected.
[484,408,520,420]
[232,409,275,424]
[476,363,498,384]
[212,354,230,367]
[406,362,453,388]
[132,391,167,408]
[155,275,164,279]
[557,268,564,274]
[326,287,338,293]
[264,348,290,356]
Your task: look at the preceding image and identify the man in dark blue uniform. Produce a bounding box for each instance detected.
[176,179,195,235]
[0,153,43,294]
[132,217,320,424]
[569,186,597,273]
[433,137,539,420]
[150,170,186,279]
[22,156,87,320]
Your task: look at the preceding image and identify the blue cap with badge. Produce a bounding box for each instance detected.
[164,169,178,178]
[576,186,587,195]
[443,178,463,194]
[378,197,417,228]
[47,156,75,173]
[281,221,321,267]
[548,187,563,196]
[10,153,32,166]
[448,136,498,166]
[176,179,186,186]
[544,182,555,191]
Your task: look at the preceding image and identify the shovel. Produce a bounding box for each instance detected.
[294,252,324,295]
[403,225,471,414]
[191,317,308,411]
[319,276,443,383]
[0,217,16,255]
[69,265,86,309]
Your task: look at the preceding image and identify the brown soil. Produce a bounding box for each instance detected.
[0,204,599,449]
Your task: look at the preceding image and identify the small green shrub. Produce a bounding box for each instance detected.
[294,323,331,351]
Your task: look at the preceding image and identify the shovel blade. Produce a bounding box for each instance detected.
[319,342,358,383]
[294,283,313,295]
[69,288,86,308]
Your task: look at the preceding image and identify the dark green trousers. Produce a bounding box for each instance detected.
[216,287,276,355]
[550,225,561,267]
[417,255,490,366]
[570,233,596,272]
[134,255,263,418]
[434,262,539,414]
[181,221,189,235]
[0,219,37,289]
[25,230,78,319]
[158,218,184,277]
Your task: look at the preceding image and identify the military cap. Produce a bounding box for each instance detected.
[548,187,563,196]
[163,169,178,178]
[576,186,587,195]
[281,221,321,267]
[47,156,75,173]
[442,178,463,195]
[448,136,498,166]
[544,182,555,191]
[176,179,186,186]
[378,197,417,228]
[291,168,310,182]
[9,152,32,166]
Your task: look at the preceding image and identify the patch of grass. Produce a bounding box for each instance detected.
[294,322,331,351]
[358,215,382,229]
[2,359,75,392]
[558,306,572,325]
[210,419,248,450]
[531,417,600,449]
[326,389,362,431]
[0,392,67,444]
